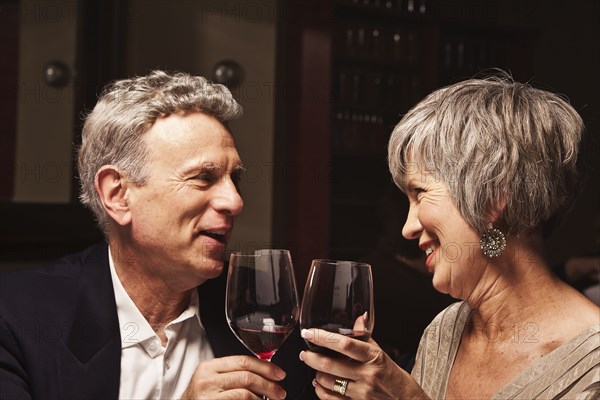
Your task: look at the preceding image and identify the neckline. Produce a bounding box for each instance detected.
[492,323,599,399]
[441,302,599,399]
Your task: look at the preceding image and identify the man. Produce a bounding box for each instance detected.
[0,71,314,399]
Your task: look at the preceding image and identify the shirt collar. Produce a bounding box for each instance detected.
[108,246,203,350]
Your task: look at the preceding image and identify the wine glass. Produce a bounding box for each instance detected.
[300,259,374,356]
[226,249,300,362]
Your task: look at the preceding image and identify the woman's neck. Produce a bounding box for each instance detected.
[463,232,563,341]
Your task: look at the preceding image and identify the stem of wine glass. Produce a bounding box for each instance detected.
[256,355,272,400]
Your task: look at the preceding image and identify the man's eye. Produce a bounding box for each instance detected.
[231,172,242,189]
[195,173,216,183]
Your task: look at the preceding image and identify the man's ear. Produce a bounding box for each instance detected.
[95,166,132,226]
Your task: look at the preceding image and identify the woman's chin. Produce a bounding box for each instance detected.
[431,274,450,295]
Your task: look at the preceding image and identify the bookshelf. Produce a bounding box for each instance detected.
[276,0,534,271]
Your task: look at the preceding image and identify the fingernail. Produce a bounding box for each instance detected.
[312,378,317,387]
[301,329,314,339]
[281,389,287,399]
[363,311,368,320]
[299,351,305,361]
[276,369,286,380]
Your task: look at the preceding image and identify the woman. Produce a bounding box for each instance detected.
[299,76,600,399]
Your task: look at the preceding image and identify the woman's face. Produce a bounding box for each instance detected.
[401,167,486,299]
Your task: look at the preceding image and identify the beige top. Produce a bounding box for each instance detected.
[412,302,600,399]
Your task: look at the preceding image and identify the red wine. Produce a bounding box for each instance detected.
[231,323,294,360]
[305,330,371,357]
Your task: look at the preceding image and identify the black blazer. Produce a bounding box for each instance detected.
[0,243,315,399]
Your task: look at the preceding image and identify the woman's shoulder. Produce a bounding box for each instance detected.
[548,290,600,346]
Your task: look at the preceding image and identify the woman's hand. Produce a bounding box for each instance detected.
[299,329,429,399]
[180,355,287,399]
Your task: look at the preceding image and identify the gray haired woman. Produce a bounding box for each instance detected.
[300,76,599,399]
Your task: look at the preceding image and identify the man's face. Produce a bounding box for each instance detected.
[122,111,244,291]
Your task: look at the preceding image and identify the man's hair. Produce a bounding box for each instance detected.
[388,74,584,236]
[77,70,243,232]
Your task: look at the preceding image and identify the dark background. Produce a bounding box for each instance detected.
[1,0,598,354]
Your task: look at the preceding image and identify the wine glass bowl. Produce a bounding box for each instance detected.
[226,249,299,361]
[300,259,374,356]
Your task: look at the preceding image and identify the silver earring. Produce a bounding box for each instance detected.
[480,223,506,257]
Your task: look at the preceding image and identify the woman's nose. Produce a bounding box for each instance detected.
[402,204,422,240]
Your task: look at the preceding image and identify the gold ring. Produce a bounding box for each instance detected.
[333,378,349,396]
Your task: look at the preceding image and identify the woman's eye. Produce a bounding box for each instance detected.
[414,188,425,200]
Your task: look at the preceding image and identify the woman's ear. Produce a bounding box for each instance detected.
[487,196,508,225]
[95,166,132,226]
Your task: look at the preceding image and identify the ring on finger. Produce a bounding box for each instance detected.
[333,378,349,396]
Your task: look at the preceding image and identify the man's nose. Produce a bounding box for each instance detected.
[214,178,244,216]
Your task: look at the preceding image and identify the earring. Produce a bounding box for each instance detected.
[480,223,506,257]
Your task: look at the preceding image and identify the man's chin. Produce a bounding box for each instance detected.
[200,240,227,258]
[199,258,225,280]
[194,243,226,278]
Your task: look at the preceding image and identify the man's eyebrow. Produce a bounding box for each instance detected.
[198,162,220,171]
[186,162,245,174]
[233,163,246,173]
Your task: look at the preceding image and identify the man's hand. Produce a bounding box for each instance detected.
[180,355,287,399]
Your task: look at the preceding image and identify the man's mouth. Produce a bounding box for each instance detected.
[200,230,227,244]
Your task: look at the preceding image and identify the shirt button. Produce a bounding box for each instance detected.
[164,359,170,370]
[149,341,157,351]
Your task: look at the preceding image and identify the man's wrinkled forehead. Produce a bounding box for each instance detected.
[219,128,236,148]
[153,109,238,146]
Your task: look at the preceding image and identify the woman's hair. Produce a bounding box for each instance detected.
[388,74,584,236]
[77,70,243,232]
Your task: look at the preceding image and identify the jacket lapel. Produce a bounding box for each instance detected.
[61,243,121,399]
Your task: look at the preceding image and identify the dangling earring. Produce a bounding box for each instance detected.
[480,223,506,257]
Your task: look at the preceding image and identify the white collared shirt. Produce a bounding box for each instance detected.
[108,248,214,399]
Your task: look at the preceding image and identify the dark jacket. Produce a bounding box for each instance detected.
[0,243,315,399]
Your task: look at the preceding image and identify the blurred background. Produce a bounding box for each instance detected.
[1,0,598,355]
